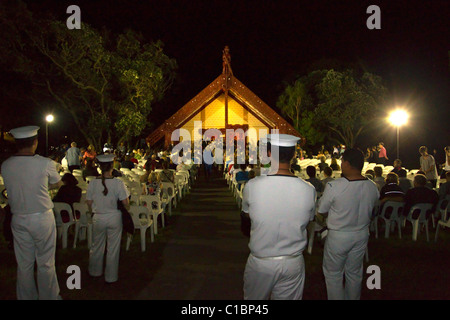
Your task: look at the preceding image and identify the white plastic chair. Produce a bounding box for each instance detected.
[374,201,404,239]
[404,203,434,241]
[53,202,77,249]
[72,202,93,249]
[161,182,176,215]
[126,205,154,252]
[139,195,165,235]
[434,198,450,242]
[433,198,449,225]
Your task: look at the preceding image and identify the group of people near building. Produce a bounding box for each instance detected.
[1,124,449,301]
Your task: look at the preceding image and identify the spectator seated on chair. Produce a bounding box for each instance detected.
[121,155,135,170]
[330,157,341,171]
[82,158,100,181]
[159,160,175,183]
[379,173,405,206]
[416,170,434,189]
[143,172,162,198]
[438,171,450,201]
[321,166,334,191]
[52,173,82,209]
[373,166,385,191]
[235,164,249,190]
[397,169,413,193]
[317,156,329,173]
[403,174,439,217]
[390,159,403,174]
[306,165,324,193]
[365,169,375,181]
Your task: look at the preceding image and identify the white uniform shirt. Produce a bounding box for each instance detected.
[2,155,61,214]
[1,155,61,214]
[86,178,129,215]
[242,175,316,258]
[318,177,379,231]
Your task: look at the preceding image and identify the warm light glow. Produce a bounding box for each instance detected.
[388,109,408,127]
[46,114,54,123]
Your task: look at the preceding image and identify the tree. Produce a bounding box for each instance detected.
[276,70,327,148]
[0,1,177,151]
[316,69,388,147]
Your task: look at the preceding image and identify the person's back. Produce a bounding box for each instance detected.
[53,185,82,207]
[66,145,80,166]
[244,175,315,257]
[242,134,315,300]
[403,175,439,216]
[2,155,59,214]
[1,126,62,300]
[306,165,323,193]
[321,177,379,231]
[318,148,379,300]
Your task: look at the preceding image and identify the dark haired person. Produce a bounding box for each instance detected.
[86,154,129,284]
[321,166,334,191]
[242,134,316,300]
[52,173,82,208]
[306,165,324,193]
[1,126,63,299]
[82,158,100,181]
[397,169,413,193]
[390,159,403,174]
[318,148,379,300]
[403,174,439,218]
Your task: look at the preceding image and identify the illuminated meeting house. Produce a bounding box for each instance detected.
[146,46,303,151]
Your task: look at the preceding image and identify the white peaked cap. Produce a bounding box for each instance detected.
[9,126,40,139]
[96,154,116,163]
[266,134,300,147]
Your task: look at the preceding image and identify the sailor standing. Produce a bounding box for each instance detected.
[1,126,63,300]
[86,154,129,283]
[318,148,379,300]
[242,134,316,300]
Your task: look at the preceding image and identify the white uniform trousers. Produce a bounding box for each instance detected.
[323,229,369,300]
[89,212,122,283]
[11,210,60,300]
[244,254,305,300]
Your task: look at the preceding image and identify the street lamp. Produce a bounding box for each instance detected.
[45,114,54,156]
[388,109,408,159]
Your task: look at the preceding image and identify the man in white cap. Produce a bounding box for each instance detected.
[1,126,63,300]
[241,133,316,300]
[318,148,379,300]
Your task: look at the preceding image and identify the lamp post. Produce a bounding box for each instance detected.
[45,114,54,156]
[388,109,408,159]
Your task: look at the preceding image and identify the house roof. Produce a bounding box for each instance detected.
[146,47,303,147]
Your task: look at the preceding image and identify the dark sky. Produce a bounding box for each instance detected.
[11,0,450,165]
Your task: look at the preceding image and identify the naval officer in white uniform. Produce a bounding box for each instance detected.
[318,148,379,300]
[242,134,316,300]
[86,154,129,283]
[1,126,63,300]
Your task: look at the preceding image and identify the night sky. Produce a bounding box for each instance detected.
[6,0,450,167]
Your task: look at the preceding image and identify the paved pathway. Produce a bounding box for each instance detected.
[135,174,249,300]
